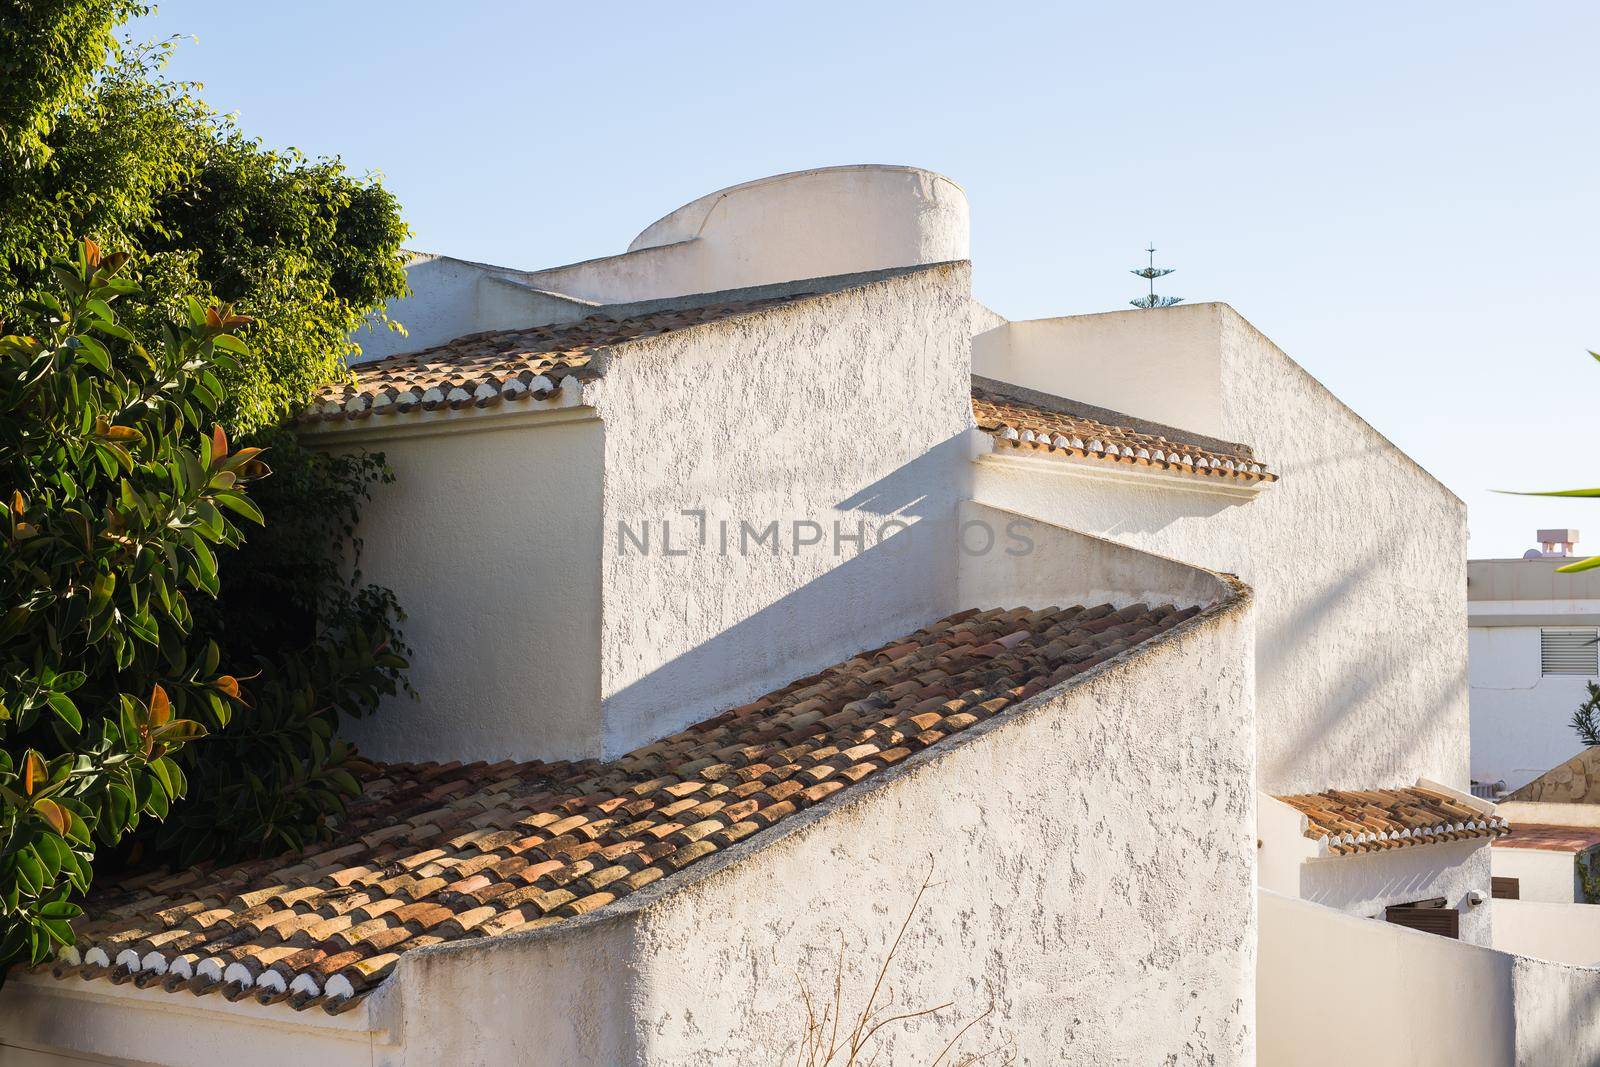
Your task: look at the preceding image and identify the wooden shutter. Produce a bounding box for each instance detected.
[1492,877,1520,900]
[1385,903,1460,939]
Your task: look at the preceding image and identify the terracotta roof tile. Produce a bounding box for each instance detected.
[972,384,1276,483]
[1275,785,1508,856]
[42,601,1207,1014]
[1492,823,1600,853]
[302,295,809,424]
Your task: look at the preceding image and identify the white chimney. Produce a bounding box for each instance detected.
[1525,529,1580,559]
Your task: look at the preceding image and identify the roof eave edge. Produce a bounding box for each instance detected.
[976,442,1274,500]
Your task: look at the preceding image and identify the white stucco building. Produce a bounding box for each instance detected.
[1470,534,1600,795]
[5,164,1598,1066]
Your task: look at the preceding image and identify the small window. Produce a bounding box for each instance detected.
[1492,877,1520,900]
[1385,899,1460,939]
[1542,629,1599,676]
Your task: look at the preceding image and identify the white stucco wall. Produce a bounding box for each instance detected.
[1471,625,1595,792]
[972,302,1468,796]
[954,499,1235,612]
[1257,794,1493,944]
[1492,847,1582,904]
[1495,799,1600,828]
[350,256,597,363]
[372,588,1256,1066]
[0,974,392,1067]
[511,166,968,308]
[615,165,968,298]
[1494,898,1600,964]
[307,411,605,762]
[1261,888,1600,1067]
[973,305,1227,439]
[1258,889,1515,1066]
[1298,841,1492,945]
[588,263,975,757]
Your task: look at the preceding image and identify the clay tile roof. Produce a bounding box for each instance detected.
[42,601,1209,1014]
[971,383,1276,484]
[301,295,808,424]
[1493,823,1600,853]
[1275,785,1508,856]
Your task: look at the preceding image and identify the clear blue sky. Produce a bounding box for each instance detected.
[132,2,1598,559]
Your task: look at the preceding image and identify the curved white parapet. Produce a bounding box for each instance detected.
[629,163,968,270]
[518,164,970,305]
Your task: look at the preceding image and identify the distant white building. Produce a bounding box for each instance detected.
[1470,530,1600,794]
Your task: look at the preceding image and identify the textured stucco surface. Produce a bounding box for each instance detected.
[1509,954,1600,1067]
[1470,625,1595,792]
[955,499,1233,612]
[973,302,1468,795]
[1296,841,1492,945]
[588,263,975,756]
[326,416,606,762]
[380,594,1256,1066]
[1257,794,1494,944]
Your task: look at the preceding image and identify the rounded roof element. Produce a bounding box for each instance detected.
[625,165,969,290]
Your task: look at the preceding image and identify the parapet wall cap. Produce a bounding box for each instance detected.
[628,164,969,254]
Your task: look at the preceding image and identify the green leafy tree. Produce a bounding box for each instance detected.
[0,0,145,168]
[159,436,410,864]
[0,241,262,969]
[0,12,409,435]
[1573,681,1600,749]
[1,4,414,875]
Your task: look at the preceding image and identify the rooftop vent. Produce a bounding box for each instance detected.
[1524,529,1580,560]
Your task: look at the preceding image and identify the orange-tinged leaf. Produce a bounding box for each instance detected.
[84,239,100,267]
[149,683,171,727]
[214,675,239,699]
[205,306,223,328]
[10,490,21,515]
[22,751,46,796]
[210,425,228,462]
[152,720,207,744]
[34,798,66,835]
